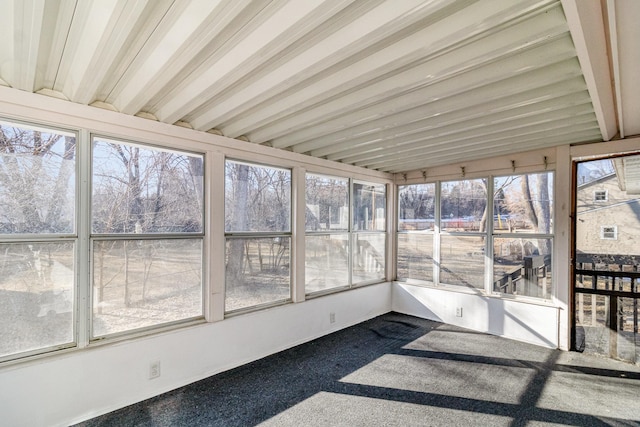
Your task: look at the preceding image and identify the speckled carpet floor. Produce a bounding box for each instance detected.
[76,312,640,427]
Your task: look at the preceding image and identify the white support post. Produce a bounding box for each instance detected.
[208,151,226,321]
[292,166,306,303]
[554,144,571,350]
[386,183,396,282]
[485,175,495,294]
[76,128,91,347]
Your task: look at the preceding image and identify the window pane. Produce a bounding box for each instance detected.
[353,233,385,284]
[0,123,75,234]
[440,235,485,289]
[0,242,74,358]
[305,174,348,231]
[600,226,617,240]
[397,233,433,282]
[92,138,203,234]
[306,234,349,293]
[225,237,290,311]
[493,173,553,234]
[353,182,386,231]
[594,190,607,202]
[493,237,552,299]
[92,239,202,337]
[225,161,291,232]
[399,183,435,231]
[441,179,486,232]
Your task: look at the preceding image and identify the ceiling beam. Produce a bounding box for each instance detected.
[357,114,598,169]
[561,0,616,141]
[377,128,601,172]
[605,0,623,138]
[278,60,585,152]
[221,0,564,140]
[312,89,592,159]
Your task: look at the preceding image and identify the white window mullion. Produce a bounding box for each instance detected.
[292,166,306,303]
[485,176,494,294]
[208,151,225,322]
[77,128,91,348]
[433,181,441,285]
[386,183,396,282]
[349,178,354,287]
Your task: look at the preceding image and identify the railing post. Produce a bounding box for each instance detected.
[609,295,618,359]
[578,293,584,324]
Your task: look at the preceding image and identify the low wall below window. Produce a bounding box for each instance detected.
[0,283,392,427]
[392,282,559,348]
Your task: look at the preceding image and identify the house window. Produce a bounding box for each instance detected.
[594,190,607,202]
[224,160,291,313]
[0,121,77,360]
[91,137,204,338]
[600,226,617,240]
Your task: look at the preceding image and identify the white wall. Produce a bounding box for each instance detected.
[392,283,559,348]
[0,283,391,427]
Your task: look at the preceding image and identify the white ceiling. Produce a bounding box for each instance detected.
[0,0,636,174]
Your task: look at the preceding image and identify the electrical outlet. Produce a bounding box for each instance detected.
[329,312,336,324]
[149,361,161,379]
[455,307,463,317]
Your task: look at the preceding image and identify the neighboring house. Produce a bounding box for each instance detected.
[576,171,640,257]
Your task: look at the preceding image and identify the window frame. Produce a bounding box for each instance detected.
[438,178,489,291]
[0,118,79,362]
[304,172,350,296]
[395,170,555,301]
[0,111,395,366]
[89,134,206,341]
[351,179,387,286]
[600,225,617,240]
[490,171,555,300]
[223,158,293,315]
[396,182,436,284]
[303,174,388,296]
[593,190,608,202]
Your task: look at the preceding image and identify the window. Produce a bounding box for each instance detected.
[594,190,607,202]
[91,137,204,337]
[304,175,387,294]
[440,179,487,289]
[0,121,77,360]
[492,172,553,298]
[305,174,349,294]
[225,160,291,312]
[396,172,554,300]
[352,181,386,284]
[600,226,617,240]
[397,183,435,282]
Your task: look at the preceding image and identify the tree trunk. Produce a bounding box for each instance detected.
[45,136,75,231]
[227,164,249,284]
[189,156,204,207]
[521,176,539,230]
[535,173,552,254]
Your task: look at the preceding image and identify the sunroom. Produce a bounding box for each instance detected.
[0,1,639,425]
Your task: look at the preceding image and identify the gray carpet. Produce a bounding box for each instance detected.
[76,312,640,426]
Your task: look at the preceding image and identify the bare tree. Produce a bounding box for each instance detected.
[0,126,75,233]
[92,140,203,307]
